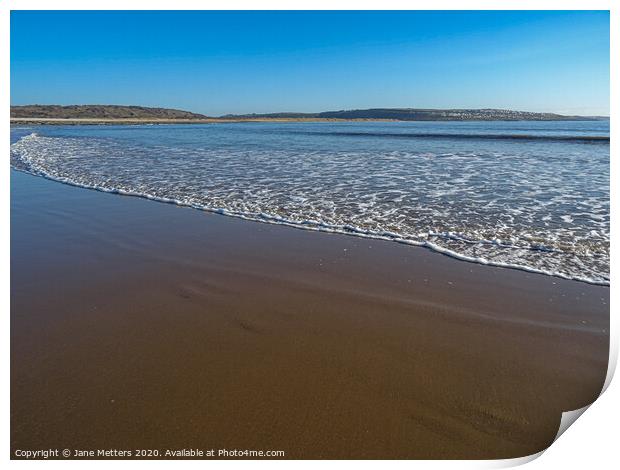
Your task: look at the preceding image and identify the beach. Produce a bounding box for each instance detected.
[10,169,609,459]
[9,118,396,126]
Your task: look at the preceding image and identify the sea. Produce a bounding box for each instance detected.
[10,120,610,285]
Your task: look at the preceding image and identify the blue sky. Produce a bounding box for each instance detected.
[11,11,610,116]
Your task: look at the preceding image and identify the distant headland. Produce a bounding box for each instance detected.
[10,104,608,125]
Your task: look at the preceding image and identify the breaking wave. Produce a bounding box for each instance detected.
[10,123,610,285]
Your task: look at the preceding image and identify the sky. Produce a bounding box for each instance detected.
[10,10,610,116]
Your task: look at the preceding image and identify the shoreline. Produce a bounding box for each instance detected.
[10,117,399,125]
[10,165,609,287]
[10,117,608,126]
[11,170,609,459]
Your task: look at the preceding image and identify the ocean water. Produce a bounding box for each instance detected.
[10,121,610,285]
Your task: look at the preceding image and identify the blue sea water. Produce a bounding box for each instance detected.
[10,120,610,284]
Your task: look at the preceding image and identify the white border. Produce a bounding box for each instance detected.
[3,1,616,468]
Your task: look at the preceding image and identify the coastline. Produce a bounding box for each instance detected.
[10,116,609,126]
[10,117,399,125]
[11,164,610,287]
[11,170,609,459]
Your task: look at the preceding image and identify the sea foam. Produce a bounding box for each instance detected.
[10,121,610,285]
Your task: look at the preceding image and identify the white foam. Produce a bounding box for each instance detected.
[10,129,610,286]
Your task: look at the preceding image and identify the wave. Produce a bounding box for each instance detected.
[10,133,608,286]
[10,131,610,286]
[293,131,610,143]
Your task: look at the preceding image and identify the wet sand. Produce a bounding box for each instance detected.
[11,170,609,459]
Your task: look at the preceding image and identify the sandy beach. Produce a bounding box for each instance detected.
[10,169,609,459]
[10,118,397,126]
